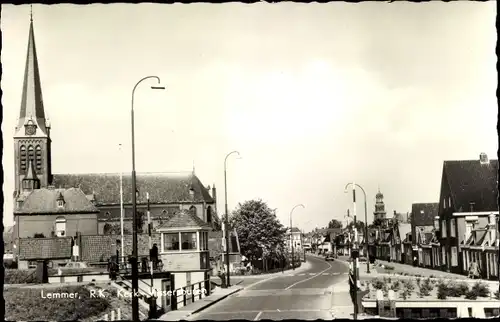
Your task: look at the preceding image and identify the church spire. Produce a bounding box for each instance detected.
[16,11,48,136]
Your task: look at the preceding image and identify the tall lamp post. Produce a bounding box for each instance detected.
[130,76,165,321]
[224,150,240,288]
[345,182,370,274]
[290,204,305,270]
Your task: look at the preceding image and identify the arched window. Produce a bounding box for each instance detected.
[35,145,42,171]
[189,206,197,217]
[206,206,213,223]
[55,217,67,237]
[20,145,27,171]
[28,145,35,164]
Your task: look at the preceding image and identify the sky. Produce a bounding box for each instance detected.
[1,2,497,232]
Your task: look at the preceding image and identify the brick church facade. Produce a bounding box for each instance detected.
[12,15,222,262]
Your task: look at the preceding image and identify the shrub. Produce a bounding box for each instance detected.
[403,279,415,292]
[385,266,395,271]
[465,289,478,300]
[371,278,385,290]
[416,277,421,285]
[390,280,401,292]
[437,282,448,299]
[494,289,499,300]
[4,269,37,284]
[429,274,435,278]
[471,282,490,297]
[5,285,110,321]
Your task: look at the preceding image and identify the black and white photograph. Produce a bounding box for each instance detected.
[1,1,498,321]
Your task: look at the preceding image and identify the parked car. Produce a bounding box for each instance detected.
[325,253,335,261]
[62,261,89,269]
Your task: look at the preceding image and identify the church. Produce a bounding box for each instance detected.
[11,15,221,260]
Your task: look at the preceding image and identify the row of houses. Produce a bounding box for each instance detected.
[340,153,499,281]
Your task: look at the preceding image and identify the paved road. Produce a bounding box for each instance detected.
[188,255,351,320]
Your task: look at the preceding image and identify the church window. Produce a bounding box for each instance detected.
[35,145,42,171]
[28,145,35,163]
[189,205,197,217]
[55,217,67,237]
[207,206,213,223]
[20,145,27,171]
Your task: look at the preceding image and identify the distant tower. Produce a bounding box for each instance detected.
[13,13,52,197]
[373,187,387,222]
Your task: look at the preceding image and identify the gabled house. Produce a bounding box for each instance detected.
[411,202,438,266]
[391,222,411,263]
[436,153,498,274]
[460,213,498,280]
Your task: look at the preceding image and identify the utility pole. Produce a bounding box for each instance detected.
[352,183,358,320]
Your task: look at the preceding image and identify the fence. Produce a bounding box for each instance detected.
[101,308,121,321]
[173,279,211,310]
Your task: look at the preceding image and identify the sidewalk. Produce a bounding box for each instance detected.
[228,259,313,279]
[158,285,243,321]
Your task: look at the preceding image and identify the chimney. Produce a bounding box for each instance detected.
[212,184,217,203]
[479,152,489,165]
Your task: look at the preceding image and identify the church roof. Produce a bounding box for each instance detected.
[15,187,99,215]
[16,19,48,136]
[156,209,212,229]
[443,158,498,212]
[19,237,73,260]
[51,172,214,206]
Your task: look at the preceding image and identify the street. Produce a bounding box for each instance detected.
[188,255,352,320]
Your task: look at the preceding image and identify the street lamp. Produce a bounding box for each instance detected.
[290,204,305,270]
[345,182,370,274]
[131,76,165,321]
[224,150,240,288]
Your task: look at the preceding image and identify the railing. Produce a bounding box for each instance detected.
[173,279,211,310]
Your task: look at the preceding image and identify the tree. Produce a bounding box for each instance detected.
[328,219,342,229]
[230,199,287,262]
[347,220,365,232]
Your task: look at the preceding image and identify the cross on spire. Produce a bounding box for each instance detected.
[30,4,33,22]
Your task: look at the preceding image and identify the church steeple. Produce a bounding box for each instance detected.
[15,12,48,137]
[14,11,52,196]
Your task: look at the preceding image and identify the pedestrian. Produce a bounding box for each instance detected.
[150,243,159,270]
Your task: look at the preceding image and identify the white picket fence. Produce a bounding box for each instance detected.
[101,308,121,321]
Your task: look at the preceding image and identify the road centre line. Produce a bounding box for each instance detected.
[284,257,334,290]
[202,309,324,315]
[253,312,263,320]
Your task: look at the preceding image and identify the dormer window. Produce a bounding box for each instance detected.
[56,192,65,208]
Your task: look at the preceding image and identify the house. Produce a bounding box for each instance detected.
[437,153,498,274]
[390,221,411,264]
[460,212,498,280]
[11,16,220,267]
[411,203,438,266]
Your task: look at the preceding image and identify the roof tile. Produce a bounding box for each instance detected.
[15,187,99,215]
[51,172,214,206]
[156,209,212,229]
[19,237,73,260]
[443,159,498,212]
[411,203,438,226]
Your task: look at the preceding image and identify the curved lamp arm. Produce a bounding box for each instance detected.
[132,76,165,112]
